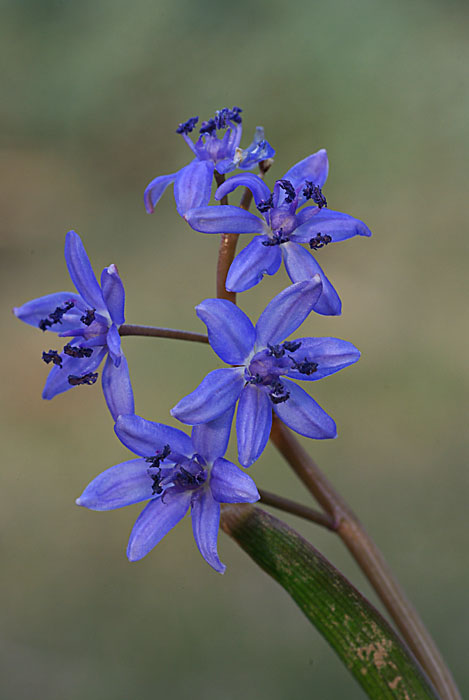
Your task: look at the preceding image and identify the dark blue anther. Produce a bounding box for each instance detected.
[257,194,274,213]
[262,229,290,246]
[80,309,96,326]
[289,357,318,375]
[42,350,62,367]
[309,233,332,250]
[63,344,93,359]
[269,379,290,404]
[303,181,327,208]
[267,344,285,358]
[283,340,302,352]
[277,179,296,204]
[145,444,171,469]
[176,116,199,135]
[67,372,98,386]
[39,300,75,331]
[175,465,205,489]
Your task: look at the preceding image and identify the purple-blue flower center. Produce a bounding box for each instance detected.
[146,445,207,499]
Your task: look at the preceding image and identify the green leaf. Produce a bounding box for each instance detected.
[221,504,440,700]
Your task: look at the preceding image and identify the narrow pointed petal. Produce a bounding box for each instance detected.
[236,385,272,468]
[273,379,336,439]
[210,457,260,504]
[101,264,125,325]
[282,149,329,207]
[64,231,106,313]
[174,160,214,216]
[215,174,271,208]
[42,346,107,400]
[292,209,372,243]
[127,491,192,562]
[191,490,225,573]
[171,368,244,425]
[115,414,193,458]
[143,172,177,214]
[102,354,135,421]
[76,459,154,510]
[281,242,341,316]
[286,337,360,381]
[106,323,122,366]
[185,206,266,234]
[195,299,255,364]
[255,279,323,348]
[226,237,282,292]
[14,292,84,331]
[191,405,235,464]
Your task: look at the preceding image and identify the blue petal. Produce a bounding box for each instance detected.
[64,231,107,313]
[14,292,84,332]
[196,298,255,364]
[191,404,235,464]
[210,457,260,504]
[102,354,135,421]
[184,206,266,234]
[255,279,323,348]
[171,368,244,425]
[226,236,282,292]
[174,160,214,216]
[285,337,360,382]
[76,459,154,510]
[106,323,122,366]
[191,490,225,573]
[292,209,372,243]
[101,264,125,325]
[282,149,329,208]
[281,242,341,316]
[238,127,275,169]
[272,379,336,439]
[236,384,272,468]
[42,345,107,400]
[115,414,193,458]
[215,173,271,208]
[127,491,192,562]
[143,172,177,214]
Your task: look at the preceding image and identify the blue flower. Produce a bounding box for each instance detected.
[14,230,134,420]
[143,107,275,216]
[184,149,372,316]
[76,413,260,573]
[171,280,361,467]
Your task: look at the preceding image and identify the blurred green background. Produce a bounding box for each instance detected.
[1,0,468,698]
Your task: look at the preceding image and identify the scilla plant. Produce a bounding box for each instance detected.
[14,107,460,700]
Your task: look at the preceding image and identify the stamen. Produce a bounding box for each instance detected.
[38,300,75,331]
[245,373,262,386]
[283,340,302,352]
[145,444,171,469]
[42,350,62,367]
[63,344,93,359]
[269,379,290,404]
[277,179,296,204]
[80,309,96,326]
[176,116,199,135]
[175,465,205,488]
[262,229,290,246]
[200,107,243,135]
[303,181,327,208]
[67,372,98,386]
[148,468,164,495]
[257,194,274,213]
[289,357,318,375]
[309,233,332,250]
[267,344,285,358]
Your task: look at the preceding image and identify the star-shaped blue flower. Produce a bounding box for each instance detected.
[143,107,275,217]
[171,280,361,467]
[14,230,134,421]
[76,412,260,573]
[184,149,372,315]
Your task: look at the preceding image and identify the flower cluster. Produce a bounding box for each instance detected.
[15,107,370,572]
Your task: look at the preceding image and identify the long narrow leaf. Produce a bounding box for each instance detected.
[221,504,439,700]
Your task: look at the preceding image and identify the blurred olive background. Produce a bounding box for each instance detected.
[1,0,468,698]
